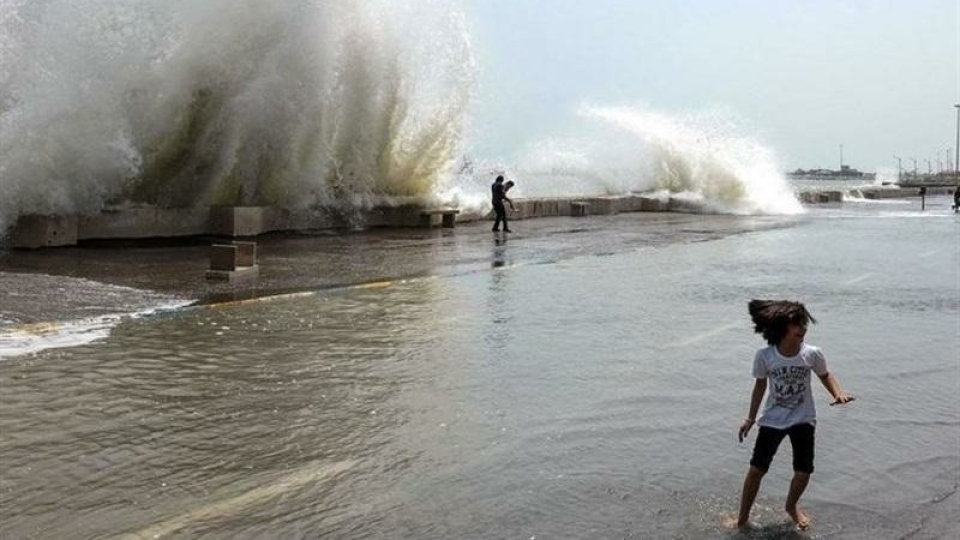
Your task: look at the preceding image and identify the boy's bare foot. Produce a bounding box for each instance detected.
[785,506,811,530]
[721,515,753,530]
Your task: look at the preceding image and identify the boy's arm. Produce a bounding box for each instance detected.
[818,372,855,405]
[738,378,767,442]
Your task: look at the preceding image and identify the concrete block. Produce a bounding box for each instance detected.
[442,212,457,228]
[371,205,423,228]
[511,200,528,219]
[639,197,668,212]
[417,209,460,229]
[418,212,435,228]
[860,188,909,200]
[206,265,259,283]
[231,241,257,267]
[511,199,539,220]
[546,199,564,217]
[571,202,590,217]
[586,197,618,215]
[78,207,209,240]
[274,207,340,231]
[210,206,271,237]
[798,190,845,204]
[618,195,646,213]
[667,197,705,213]
[209,244,239,272]
[9,215,79,248]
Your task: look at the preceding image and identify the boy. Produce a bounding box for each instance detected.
[735,300,855,530]
[504,180,517,211]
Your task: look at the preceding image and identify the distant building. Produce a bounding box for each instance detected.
[787,165,875,180]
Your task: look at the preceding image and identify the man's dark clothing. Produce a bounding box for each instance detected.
[492,181,509,231]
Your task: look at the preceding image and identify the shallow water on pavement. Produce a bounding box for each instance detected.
[1,200,958,539]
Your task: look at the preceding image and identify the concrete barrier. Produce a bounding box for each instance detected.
[210,206,273,237]
[639,196,668,212]
[22,184,950,248]
[796,186,956,204]
[209,244,239,271]
[583,197,621,215]
[506,198,570,220]
[617,195,647,213]
[9,215,78,249]
[0,194,717,248]
[418,208,460,229]
[231,241,257,267]
[78,206,209,239]
[664,198,695,213]
[206,243,259,282]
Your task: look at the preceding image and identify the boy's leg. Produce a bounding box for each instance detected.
[785,473,811,529]
[737,426,787,527]
[785,423,815,529]
[736,466,765,527]
[493,205,502,231]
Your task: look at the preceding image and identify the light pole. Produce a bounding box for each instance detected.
[954,104,959,183]
[924,159,932,175]
[893,155,902,182]
[910,158,918,177]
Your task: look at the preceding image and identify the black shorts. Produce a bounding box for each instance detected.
[750,423,815,474]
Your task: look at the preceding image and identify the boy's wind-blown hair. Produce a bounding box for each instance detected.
[748,300,817,345]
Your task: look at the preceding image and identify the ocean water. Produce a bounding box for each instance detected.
[1,1,806,236]
[0,199,957,539]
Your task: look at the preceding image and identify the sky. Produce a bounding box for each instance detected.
[462,0,960,172]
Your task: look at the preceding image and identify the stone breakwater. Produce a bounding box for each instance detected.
[3,187,951,248]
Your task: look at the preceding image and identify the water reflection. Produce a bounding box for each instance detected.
[491,235,508,269]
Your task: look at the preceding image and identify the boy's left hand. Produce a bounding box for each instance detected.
[830,393,855,406]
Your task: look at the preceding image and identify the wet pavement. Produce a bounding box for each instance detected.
[1,212,795,325]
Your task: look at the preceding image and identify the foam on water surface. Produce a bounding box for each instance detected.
[0,271,190,358]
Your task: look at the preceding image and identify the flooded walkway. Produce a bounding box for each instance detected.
[1,202,958,539]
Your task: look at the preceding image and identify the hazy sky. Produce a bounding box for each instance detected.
[464,0,960,172]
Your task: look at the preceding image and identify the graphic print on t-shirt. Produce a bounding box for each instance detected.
[768,365,809,409]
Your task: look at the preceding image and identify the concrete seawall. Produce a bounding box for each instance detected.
[4,186,952,248]
[4,194,696,248]
[797,185,955,204]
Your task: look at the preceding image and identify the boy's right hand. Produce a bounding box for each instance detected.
[738,419,755,443]
[830,393,856,405]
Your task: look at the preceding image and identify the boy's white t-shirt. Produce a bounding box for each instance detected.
[752,343,828,429]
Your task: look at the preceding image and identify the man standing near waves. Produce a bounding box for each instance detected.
[491,175,512,233]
